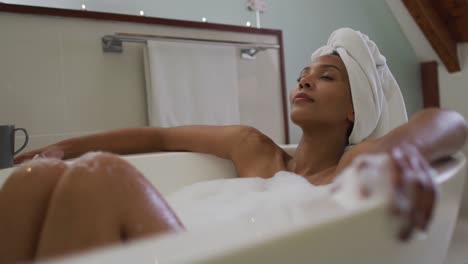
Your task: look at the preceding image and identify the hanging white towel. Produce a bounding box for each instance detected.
[311,28,408,145]
[144,41,241,127]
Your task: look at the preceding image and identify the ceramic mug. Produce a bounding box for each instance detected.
[0,125,29,169]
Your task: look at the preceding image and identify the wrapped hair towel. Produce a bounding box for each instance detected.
[311,28,408,144]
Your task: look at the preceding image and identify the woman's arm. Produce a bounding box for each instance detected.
[337,108,467,241]
[380,108,467,162]
[338,108,468,171]
[14,125,254,163]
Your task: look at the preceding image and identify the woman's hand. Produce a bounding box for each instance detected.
[338,140,438,241]
[337,108,466,241]
[14,145,65,165]
[387,144,437,241]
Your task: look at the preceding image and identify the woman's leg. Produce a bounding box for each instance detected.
[35,153,183,261]
[0,159,67,263]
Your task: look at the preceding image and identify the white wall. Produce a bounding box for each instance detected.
[439,44,468,217]
[385,0,468,217]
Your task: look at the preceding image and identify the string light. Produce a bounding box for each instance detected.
[81,4,86,10]
[202,17,207,22]
[139,10,145,16]
[246,21,252,27]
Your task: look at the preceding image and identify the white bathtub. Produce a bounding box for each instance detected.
[0,146,466,264]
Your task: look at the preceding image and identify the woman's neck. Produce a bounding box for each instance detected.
[288,125,348,181]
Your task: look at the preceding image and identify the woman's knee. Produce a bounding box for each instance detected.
[1,159,67,196]
[53,152,145,204]
[61,152,141,186]
[0,159,68,263]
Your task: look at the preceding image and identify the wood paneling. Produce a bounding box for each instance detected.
[451,6,468,42]
[431,0,468,42]
[403,0,461,73]
[421,61,440,108]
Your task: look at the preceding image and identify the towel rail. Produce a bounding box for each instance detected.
[102,33,280,58]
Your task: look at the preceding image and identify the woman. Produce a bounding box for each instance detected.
[1,28,467,262]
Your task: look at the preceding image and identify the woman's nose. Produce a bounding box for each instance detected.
[299,79,312,89]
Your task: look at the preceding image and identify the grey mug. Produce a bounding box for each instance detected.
[0,125,29,169]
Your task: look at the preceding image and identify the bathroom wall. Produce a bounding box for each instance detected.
[4,0,423,144]
[438,44,468,217]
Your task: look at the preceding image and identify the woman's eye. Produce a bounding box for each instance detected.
[321,75,334,81]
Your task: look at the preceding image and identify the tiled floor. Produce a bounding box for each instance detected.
[445,218,468,264]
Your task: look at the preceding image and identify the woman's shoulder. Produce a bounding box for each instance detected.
[336,138,382,172]
[236,126,286,154]
[231,126,290,177]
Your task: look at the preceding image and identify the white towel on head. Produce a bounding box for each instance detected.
[311,28,408,144]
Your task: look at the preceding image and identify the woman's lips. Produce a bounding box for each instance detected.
[294,97,314,103]
[293,93,314,103]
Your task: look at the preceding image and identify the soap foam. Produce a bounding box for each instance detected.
[167,154,395,231]
[167,172,331,230]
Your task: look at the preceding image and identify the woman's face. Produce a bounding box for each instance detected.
[289,54,354,129]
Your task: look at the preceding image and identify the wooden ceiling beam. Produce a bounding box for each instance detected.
[403,0,461,72]
[451,5,468,42]
[431,0,456,20]
[431,0,468,42]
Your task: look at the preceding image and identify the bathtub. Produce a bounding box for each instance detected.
[0,145,466,264]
